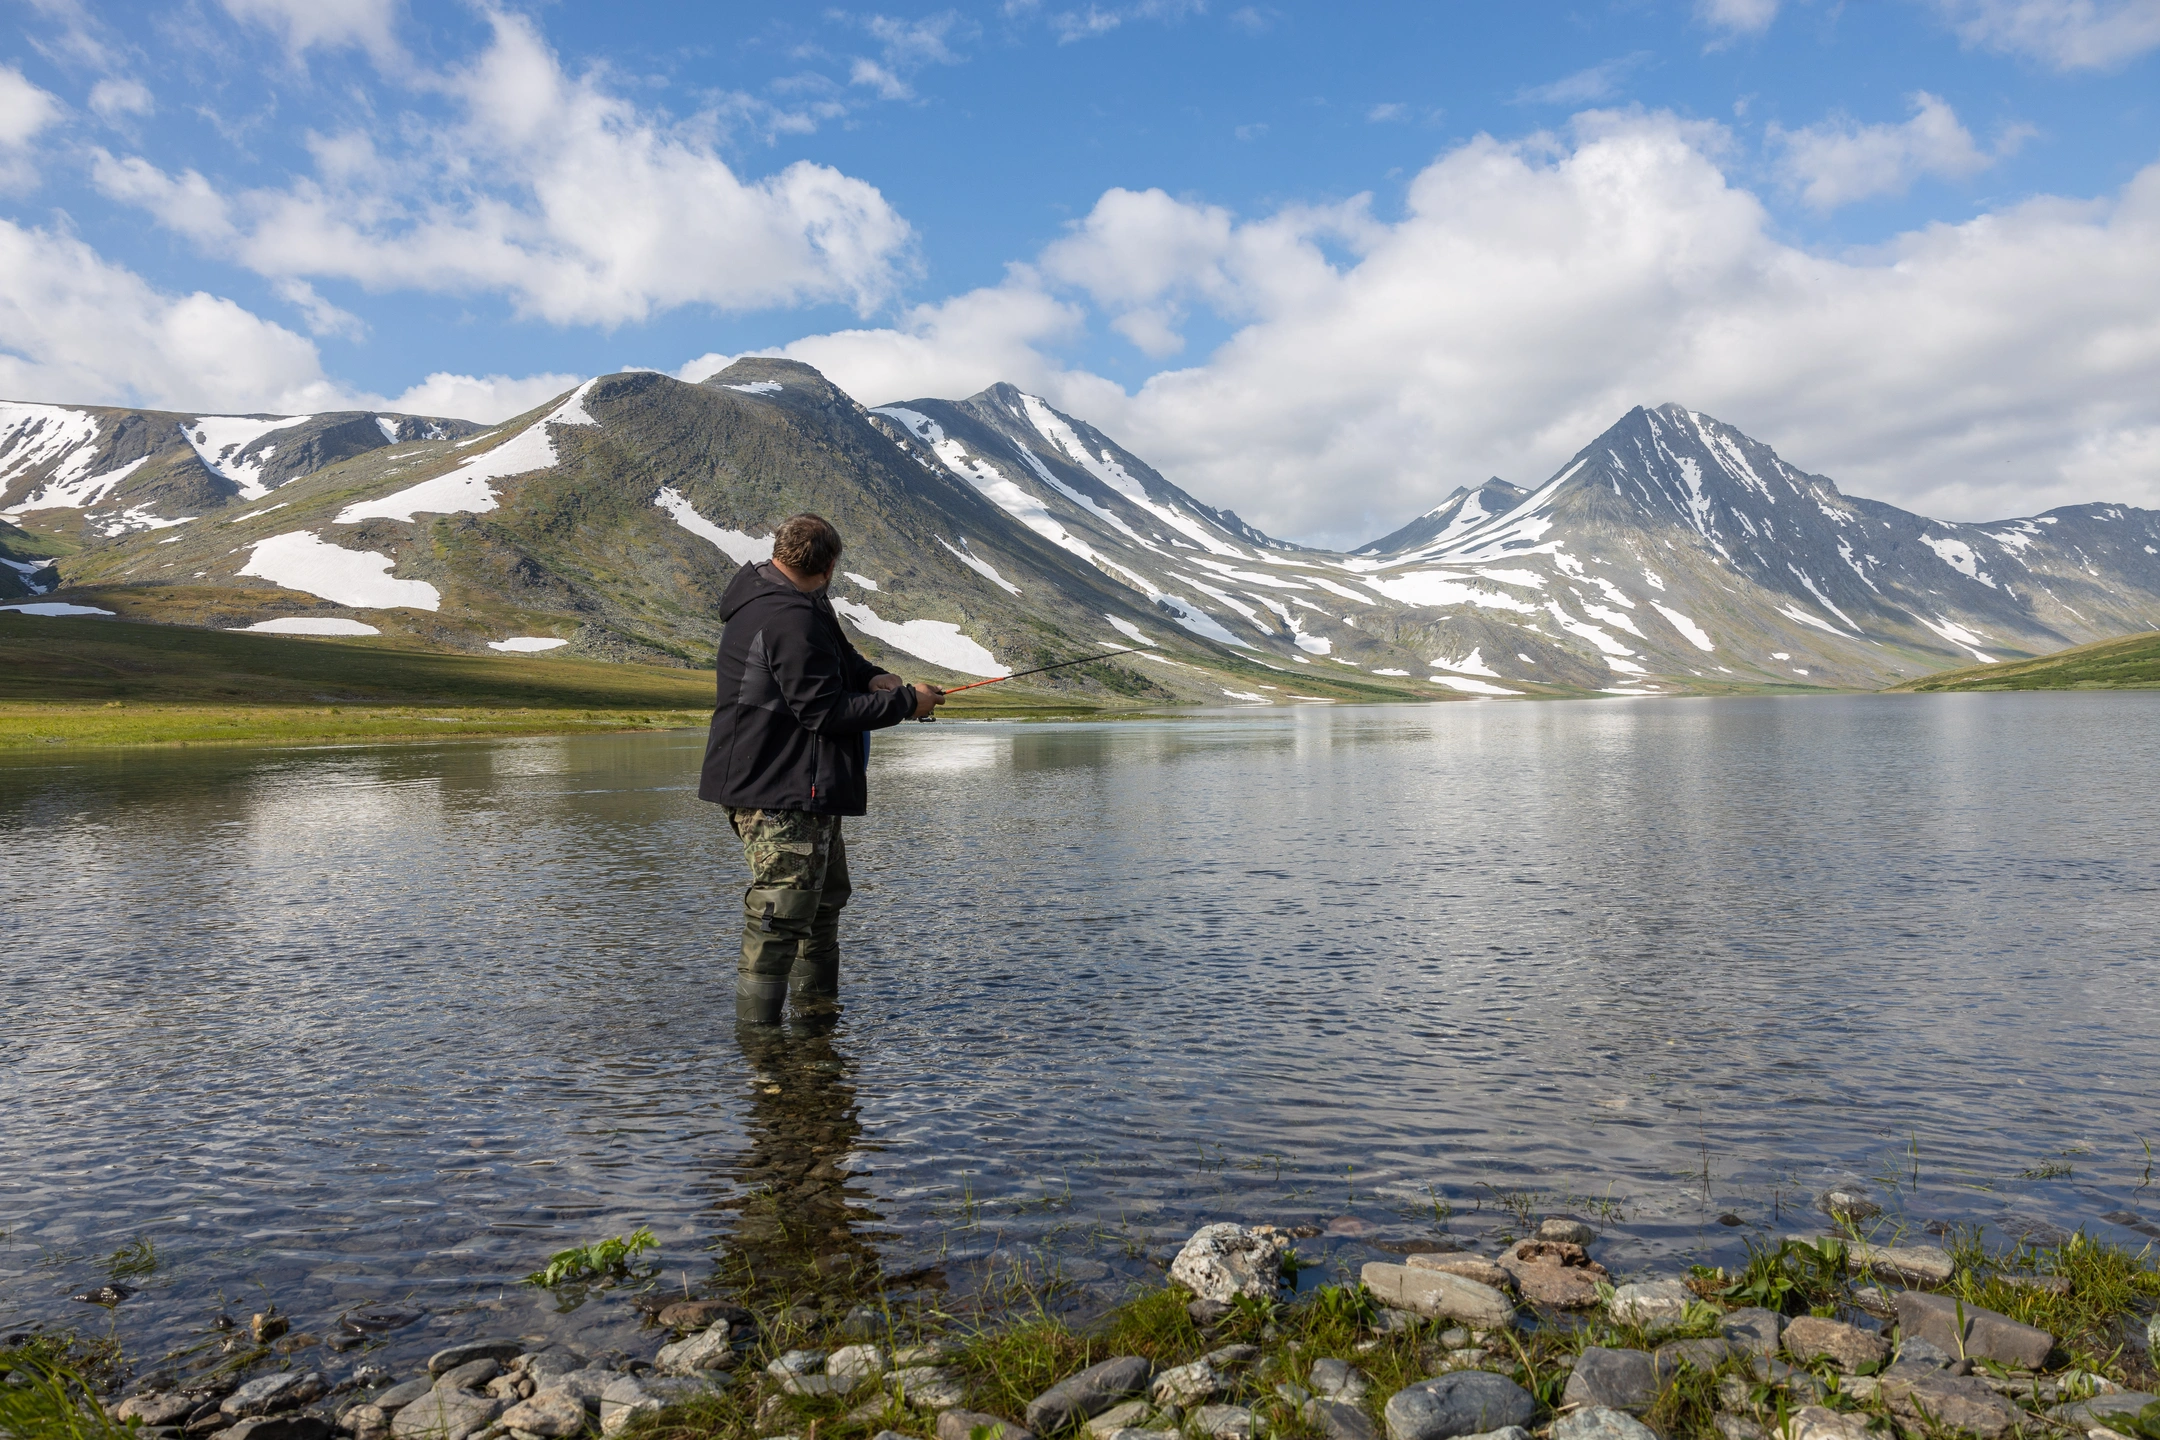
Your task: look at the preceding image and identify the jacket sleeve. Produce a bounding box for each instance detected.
[838,632,893,691]
[772,608,914,735]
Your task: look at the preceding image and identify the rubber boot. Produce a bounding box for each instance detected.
[734,974,787,1025]
[788,906,844,1012]
[738,886,821,1025]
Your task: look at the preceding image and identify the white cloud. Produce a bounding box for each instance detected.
[1927,0,2160,70]
[87,77,153,121]
[0,216,575,423]
[92,9,918,327]
[273,277,367,339]
[850,59,913,100]
[1697,0,1781,36]
[1770,92,2018,209]
[0,66,62,188]
[775,111,2160,544]
[218,0,402,61]
[1513,54,1650,106]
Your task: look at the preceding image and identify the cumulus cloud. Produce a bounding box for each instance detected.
[218,0,402,61]
[1927,0,2160,70]
[92,9,918,327]
[770,111,2160,545]
[1770,92,2020,209]
[0,65,63,188]
[0,217,578,422]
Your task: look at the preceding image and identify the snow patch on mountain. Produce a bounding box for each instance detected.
[1432,647,1501,677]
[1432,675,1521,695]
[185,414,315,500]
[1364,569,1537,613]
[338,382,598,524]
[1916,614,1996,663]
[1920,534,1994,586]
[936,536,1021,594]
[654,486,771,564]
[235,617,381,636]
[831,597,1008,677]
[1651,602,1715,651]
[240,531,441,610]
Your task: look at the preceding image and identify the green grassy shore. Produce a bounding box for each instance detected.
[1889,629,2160,692]
[0,614,1129,750]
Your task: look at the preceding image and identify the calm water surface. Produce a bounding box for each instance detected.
[3,694,2158,1374]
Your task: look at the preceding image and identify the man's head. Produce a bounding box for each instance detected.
[770,513,843,591]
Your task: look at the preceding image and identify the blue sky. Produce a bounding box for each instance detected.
[5,0,2159,543]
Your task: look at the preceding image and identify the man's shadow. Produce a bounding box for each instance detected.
[707,1015,890,1304]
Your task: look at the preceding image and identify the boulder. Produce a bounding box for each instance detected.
[1407,1256,1515,1291]
[1562,1349,1659,1415]
[1361,1264,1516,1328]
[1550,1408,1659,1440]
[497,1389,588,1438]
[425,1342,523,1378]
[1608,1281,1693,1329]
[1382,1371,1537,1440]
[1304,1399,1381,1440]
[1782,1317,1889,1374]
[1025,1357,1152,1433]
[939,1408,1034,1440]
[1892,1291,2053,1369]
[388,1389,500,1440]
[1537,1219,1597,1245]
[1879,1369,2019,1440]
[1170,1225,1290,1304]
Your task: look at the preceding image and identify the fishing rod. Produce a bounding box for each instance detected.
[916,645,1140,720]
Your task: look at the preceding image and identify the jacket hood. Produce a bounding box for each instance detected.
[718,559,817,623]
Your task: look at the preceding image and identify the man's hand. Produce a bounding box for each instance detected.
[869,674,903,693]
[911,683,947,718]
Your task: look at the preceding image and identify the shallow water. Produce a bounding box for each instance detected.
[4,693,2159,1377]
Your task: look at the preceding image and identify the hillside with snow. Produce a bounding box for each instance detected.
[5,367,2159,701]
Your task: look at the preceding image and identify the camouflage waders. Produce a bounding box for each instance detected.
[726,806,852,1024]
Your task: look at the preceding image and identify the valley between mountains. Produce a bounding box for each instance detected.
[5,357,2159,706]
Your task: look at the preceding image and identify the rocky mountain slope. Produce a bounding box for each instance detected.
[6,371,2158,702]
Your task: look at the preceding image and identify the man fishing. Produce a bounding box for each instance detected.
[699,513,945,1024]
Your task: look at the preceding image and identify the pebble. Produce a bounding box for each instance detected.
[1149,1359,1222,1409]
[1780,1317,1889,1373]
[1302,1399,1380,1440]
[427,1343,524,1378]
[767,1350,826,1377]
[1170,1224,1291,1304]
[342,1403,390,1440]
[389,1390,500,1440]
[1085,1400,1153,1436]
[1779,1406,1871,1440]
[1382,1370,1536,1440]
[1607,1280,1693,1328]
[656,1300,738,1331]
[1815,1185,1881,1223]
[1718,1308,1783,1358]
[1652,1338,1732,1381]
[1536,1219,1597,1245]
[939,1409,1034,1440]
[1549,1407,1659,1440]
[221,1418,329,1440]
[1893,1291,2054,1369]
[655,1325,736,1376]
[372,1379,432,1414]
[496,1391,586,1438]
[221,1373,322,1419]
[116,1392,200,1425]
[434,1359,500,1393]
[1361,1263,1516,1329]
[826,1344,890,1380]
[887,1366,967,1410]
[1025,1356,1153,1433]
[1189,1404,1255,1439]
[1309,1359,1371,1402]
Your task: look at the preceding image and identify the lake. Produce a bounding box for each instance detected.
[4,692,2158,1375]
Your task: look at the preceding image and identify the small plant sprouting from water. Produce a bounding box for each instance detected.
[105,1237,157,1281]
[525,1227,657,1288]
[2019,1159,2075,1180]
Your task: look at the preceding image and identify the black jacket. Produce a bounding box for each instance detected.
[698,561,914,815]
